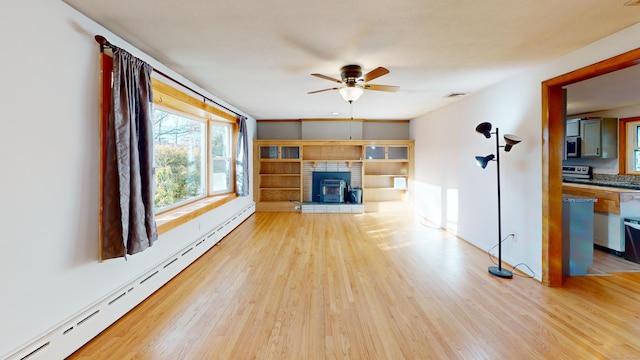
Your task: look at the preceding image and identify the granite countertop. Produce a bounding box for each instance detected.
[562,176,640,190]
[562,194,597,203]
[562,181,640,193]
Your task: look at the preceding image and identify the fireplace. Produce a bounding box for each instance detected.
[320,179,346,203]
[312,171,351,203]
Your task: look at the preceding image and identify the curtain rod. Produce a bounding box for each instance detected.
[94,35,242,119]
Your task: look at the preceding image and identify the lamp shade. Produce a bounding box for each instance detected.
[339,86,364,102]
[475,122,493,138]
[503,134,522,152]
[475,154,495,169]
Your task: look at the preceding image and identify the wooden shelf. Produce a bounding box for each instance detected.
[254,140,413,212]
[260,187,300,190]
[260,188,300,202]
[364,174,406,177]
[303,145,362,160]
[367,187,406,191]
[260,174,300,176]
[364,162,407,176]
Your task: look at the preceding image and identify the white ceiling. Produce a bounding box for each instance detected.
[565,63,640,115]
[63,0,640,120]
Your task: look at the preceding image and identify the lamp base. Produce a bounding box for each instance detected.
[488,266,513,279]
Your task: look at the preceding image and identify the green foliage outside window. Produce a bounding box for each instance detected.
[154,145,202,208]
[153,109,205,211]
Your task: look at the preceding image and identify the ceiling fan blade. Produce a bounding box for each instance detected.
[363,67,390,82]
[311,73,342,83]
[364,84,399,92]
[308,87,340,94]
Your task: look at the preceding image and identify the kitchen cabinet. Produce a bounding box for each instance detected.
[566,118,580,137]
[580,118,618,158]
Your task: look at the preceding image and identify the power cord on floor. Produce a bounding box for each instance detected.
[487,234,536,279]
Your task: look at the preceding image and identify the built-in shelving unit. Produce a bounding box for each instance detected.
[255,144,302,211]
[253,140,414,212]
[363,146,409,204]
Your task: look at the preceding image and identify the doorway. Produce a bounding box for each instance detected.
[542,48,640,286]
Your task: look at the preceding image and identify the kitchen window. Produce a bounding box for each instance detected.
[623,118,640,175]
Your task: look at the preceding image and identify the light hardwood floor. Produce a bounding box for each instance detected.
[590,248,640,275]
[69,211,640,359]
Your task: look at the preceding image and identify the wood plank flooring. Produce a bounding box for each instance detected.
[68,211,640,359]
[590,248,640,274]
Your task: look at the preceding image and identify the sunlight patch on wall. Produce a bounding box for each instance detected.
[446,188,459,235]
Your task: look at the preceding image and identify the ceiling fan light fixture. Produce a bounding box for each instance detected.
[339,86,364,102]
[309,65,398,101]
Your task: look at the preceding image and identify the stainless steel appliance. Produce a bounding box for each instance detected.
[562,165,591,180]
[624,217,640,263]
[566,136,581,158]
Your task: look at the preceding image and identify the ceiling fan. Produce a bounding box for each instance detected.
[308,65,399,102]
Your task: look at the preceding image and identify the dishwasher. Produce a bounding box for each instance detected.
[623,217,640,264]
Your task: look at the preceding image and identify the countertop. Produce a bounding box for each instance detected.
[562,181,640,193]
[562,194,597,203]
[563,178,640,191]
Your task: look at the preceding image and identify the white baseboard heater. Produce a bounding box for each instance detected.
[4,203,255,360]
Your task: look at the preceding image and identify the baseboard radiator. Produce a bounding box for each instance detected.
[4,203,256,360]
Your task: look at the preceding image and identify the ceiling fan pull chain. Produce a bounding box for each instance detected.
[349,100,353,140]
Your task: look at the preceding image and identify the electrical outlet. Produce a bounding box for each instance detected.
[295,205,301,210]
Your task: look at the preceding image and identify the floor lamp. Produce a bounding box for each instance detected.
[475,122,522,279]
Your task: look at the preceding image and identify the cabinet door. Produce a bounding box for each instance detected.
[566,119,581,137]
[388,146,408,160]
[581,119,602,157]
[281,146,300,159]
[259,146,279,159]
[365,146,385,159]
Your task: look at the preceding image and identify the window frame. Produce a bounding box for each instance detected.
[209,122,234,195]
[619,116,640,175]
[151,78,238,215]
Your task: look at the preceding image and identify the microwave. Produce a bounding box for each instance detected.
[566,136,581,158]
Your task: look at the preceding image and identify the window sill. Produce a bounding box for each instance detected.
[155,194,237,234]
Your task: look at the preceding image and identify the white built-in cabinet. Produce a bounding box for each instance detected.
[253,140,414,212]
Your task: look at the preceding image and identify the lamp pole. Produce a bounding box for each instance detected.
[489,127,512,278]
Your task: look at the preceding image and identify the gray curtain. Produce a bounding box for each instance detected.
[236,115,249,197]
[102,47,157,260]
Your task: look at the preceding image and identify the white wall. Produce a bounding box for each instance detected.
[410,23,640,281]
[0,1,255,356]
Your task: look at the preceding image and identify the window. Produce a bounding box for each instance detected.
[210,122,233,193]
[153,108,206,211]
[150,79,239,213]
[626,120,640,174]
